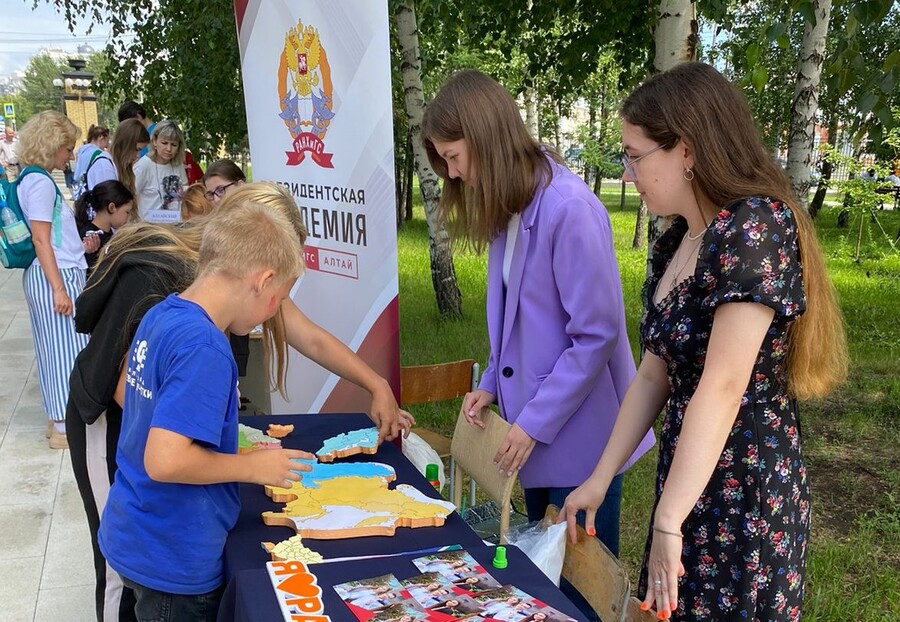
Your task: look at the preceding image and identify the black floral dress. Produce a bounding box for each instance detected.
[639,197,810,621]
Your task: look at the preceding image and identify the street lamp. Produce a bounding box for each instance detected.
[55,58,98,146]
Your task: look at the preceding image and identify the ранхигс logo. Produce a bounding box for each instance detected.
[278,20,335,168]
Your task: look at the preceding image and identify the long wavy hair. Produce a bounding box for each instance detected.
[216,182,308,395]
[17,111,79,171]
[421,70,563,252]
[622,62,848,399]
[111,119,150,198]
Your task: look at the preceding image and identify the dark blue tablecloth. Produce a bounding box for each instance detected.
[219,414,586,622]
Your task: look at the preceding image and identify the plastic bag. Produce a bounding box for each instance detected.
[402,432,446,492]
[505,518,567,586]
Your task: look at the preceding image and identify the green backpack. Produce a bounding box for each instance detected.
[0,166,59,269]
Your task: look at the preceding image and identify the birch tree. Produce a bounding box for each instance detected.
[394,0,462,318]
[645,0,697,256]
[786,0,831,207]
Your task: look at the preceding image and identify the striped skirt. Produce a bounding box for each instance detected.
[23,264,90,421]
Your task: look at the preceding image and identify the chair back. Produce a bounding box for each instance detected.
[400,359,479,405]
[451,405,516,542]
[544,504,633,622]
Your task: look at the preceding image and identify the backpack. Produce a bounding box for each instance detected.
[71,149,105,201]
[0,166,59,269]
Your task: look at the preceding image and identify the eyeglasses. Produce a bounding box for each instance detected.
[204,182,237,201]
[621,144,665,180]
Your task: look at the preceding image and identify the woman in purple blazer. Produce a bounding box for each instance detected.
[421,70,655,557]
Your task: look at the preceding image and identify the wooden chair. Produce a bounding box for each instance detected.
[543,505,655,622]
[450,405,516,543]
[401,359,479,498]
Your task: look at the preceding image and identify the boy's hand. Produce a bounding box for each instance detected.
[246,448,315,487]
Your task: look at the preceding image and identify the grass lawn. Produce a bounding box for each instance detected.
[397,183,900,620]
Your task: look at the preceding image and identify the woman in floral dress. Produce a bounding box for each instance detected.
[559,63,848,621]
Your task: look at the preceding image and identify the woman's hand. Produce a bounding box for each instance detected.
[461,390,495,428]
[557,476,610,543]
[642,523,685,619]
[493,423,535,476]
[52,285,73,316]
[367,383,414,442]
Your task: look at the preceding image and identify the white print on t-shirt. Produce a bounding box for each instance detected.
[126,339,153,399]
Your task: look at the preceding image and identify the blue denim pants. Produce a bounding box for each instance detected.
[523,473,625,622]
[121,577,224,622]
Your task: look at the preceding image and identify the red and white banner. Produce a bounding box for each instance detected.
[234,0,399,413]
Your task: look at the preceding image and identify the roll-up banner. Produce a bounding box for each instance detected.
[233,0,399,414]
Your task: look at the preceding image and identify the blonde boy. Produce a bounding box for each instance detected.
[98,202,312,621]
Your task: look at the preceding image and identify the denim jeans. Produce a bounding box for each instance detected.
[523,473,625,622]
[121,577,224,622]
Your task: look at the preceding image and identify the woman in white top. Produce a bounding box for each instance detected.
[87,119,149,205]
[133,120,187,222]
[16,111,100,449]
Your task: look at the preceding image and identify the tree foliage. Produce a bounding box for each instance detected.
[45,0,246,158]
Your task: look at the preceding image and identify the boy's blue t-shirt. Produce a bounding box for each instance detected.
[99,294,240,595]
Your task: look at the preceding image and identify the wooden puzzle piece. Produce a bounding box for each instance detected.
[239,423,282,454]
[316,427,380,462]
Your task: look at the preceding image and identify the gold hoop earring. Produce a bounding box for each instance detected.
[683,168,695,181]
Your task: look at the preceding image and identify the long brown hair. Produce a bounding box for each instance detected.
[622,62,848,399]
[421,70,562,252]
[111,119,150,198]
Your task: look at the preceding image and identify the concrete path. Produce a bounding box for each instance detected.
[0,267,95,620]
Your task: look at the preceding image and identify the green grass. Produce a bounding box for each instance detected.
[397,186,900,619]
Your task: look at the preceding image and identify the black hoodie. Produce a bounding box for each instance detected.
[67,248,194,425]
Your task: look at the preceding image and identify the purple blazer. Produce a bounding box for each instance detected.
[478,160,655,488]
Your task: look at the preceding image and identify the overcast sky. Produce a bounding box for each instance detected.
[0,0,115,76]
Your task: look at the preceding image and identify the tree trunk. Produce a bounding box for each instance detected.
[633,199,647,250]
[649,0,697,269]
[524,83,539,140]
[808,114,838,219]
[394,0,462,318]
[405,131,414,222]
[786,0,832,208]
[619,178,627,211]
[594,172,602,197]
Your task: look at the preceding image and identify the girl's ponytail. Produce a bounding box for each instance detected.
[75,189,97,229]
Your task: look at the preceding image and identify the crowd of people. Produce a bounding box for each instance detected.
[7,61,850,622]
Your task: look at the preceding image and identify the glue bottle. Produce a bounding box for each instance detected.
[425,463,440,490]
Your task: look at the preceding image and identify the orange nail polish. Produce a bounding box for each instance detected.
[587,527,596,536]
[639,603,650,612]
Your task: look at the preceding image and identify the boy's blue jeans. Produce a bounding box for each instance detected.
[523,473,625,622]
[121,577,224,622]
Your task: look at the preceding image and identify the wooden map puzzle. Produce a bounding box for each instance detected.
[315,427,380,462]
[262,459,456,539]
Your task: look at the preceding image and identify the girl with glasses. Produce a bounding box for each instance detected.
[203,159,246,205]
[560,62,848,621]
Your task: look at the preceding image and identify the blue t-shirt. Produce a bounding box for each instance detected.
[99,294,240,595]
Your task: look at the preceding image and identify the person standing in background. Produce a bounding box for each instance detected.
[1,126,20,182]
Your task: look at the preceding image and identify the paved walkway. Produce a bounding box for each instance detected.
[1,267,96,620]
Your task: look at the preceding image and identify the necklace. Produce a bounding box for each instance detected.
[668,235,703,291]
[686,226,706,241]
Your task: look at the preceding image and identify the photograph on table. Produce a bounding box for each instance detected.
[335,573,406,612]
[368,602,431,622]
[473,586,577,622]
[412,550,501,590]
[424,593,486,619]
[399,572,455,607]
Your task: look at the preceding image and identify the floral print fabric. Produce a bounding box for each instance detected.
[639,197,809,621]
